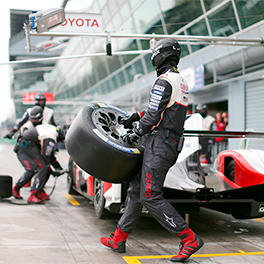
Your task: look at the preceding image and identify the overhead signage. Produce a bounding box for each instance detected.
[181,64,204,92]
[50,12,104,33]
[23,92,54,104]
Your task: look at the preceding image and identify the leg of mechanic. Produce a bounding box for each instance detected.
[206,139,213,164]
[28,152,50,204]
[140,133,203,262]
[28,165,50,204]
[100,170,142,253]
[38,170,52,200]
[12,149,37,199]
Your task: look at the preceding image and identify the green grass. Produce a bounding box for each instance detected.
[0,138,17,145]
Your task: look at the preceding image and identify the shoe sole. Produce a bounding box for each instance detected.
[113,246,126,253]
[170,237,204,262]
[13,196,23,200]
[100,239,126,253]
[27,201,45,204]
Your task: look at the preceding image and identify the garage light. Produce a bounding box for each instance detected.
[29,8,65,33]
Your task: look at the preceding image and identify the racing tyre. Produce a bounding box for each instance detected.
[93,178,108,219]
[65,103,143,183]
[0,175,12,198]
[67,158,80,195]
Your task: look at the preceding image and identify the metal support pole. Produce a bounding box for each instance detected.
[29,32,264,46]
[106,32,112,56]
[24,23,32,53]
[185,213,190,225]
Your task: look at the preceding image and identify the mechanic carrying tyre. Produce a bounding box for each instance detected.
[100,38,204,262]
[12,106,64,204]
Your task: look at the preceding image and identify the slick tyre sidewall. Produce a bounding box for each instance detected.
[65,104,143,183]
[0,175,13,198]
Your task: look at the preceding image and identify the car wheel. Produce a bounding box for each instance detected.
[65,103,143,183]
[0,175,12,198]
[67,158,79,195]
[93,178,108,219]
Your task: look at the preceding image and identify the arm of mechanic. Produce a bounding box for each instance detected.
[49,154,64,177]
[49,114,57,126]
[5,111,30,138]
[134,78,172,136]
[41,138,57,164]
[50,154,63,170]
[119,111,145,129]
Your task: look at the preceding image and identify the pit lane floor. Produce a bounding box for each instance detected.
[0,143,264,264]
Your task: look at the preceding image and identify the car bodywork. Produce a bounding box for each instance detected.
[216,149,264,189]
[67,113,264,219]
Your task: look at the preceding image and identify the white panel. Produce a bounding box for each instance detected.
[246,80,264,150]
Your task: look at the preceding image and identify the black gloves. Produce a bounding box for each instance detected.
[122,131,140,145]
[4,131,15,139]
[120,112,145,145]
[119,112,140,129]
[51,159,63,170]
[51,169,65,177]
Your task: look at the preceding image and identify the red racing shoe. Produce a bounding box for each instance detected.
[38,189,50,201]
[12,185,23,199]
[24,179,31,188]
[28,191,45,204]
[170,228,204,262]
[100,227,128,253]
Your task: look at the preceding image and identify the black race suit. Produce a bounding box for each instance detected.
[118,65,190,234]
[15,125,61,192]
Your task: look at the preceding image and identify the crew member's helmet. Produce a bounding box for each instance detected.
[35,94,46,107]
[151,38,181,69]
[30,106,43,126]
[196,104,208,118]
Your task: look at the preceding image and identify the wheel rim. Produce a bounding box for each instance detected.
[92,107,142,148]
[67,174,72,190]
[92,108,127,144]
[94,179,104,210]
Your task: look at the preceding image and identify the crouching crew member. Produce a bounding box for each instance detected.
[4,93,56,139]
[12,106,63,204]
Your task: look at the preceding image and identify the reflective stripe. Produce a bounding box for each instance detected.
[150,101,170,131]
[34,158,43,168]
[24,160,31,170]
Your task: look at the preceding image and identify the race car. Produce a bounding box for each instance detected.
[66,103,264,219]
[67,158,126,218]
[216,149,264,189]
